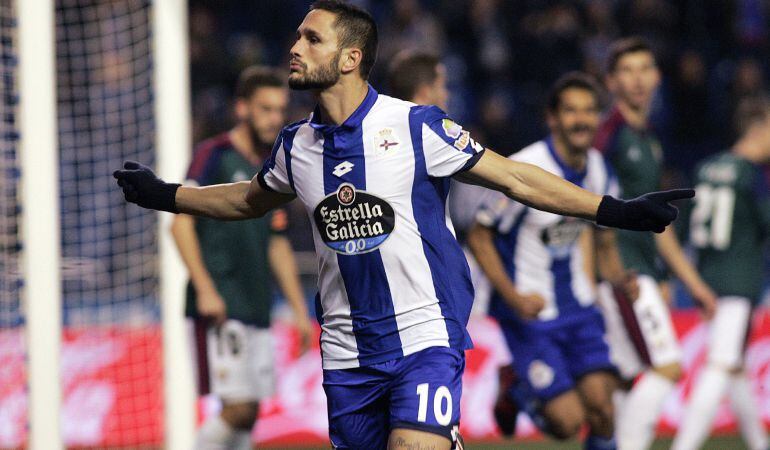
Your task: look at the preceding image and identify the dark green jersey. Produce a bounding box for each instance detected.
[690,152,770,303]
[595,108,665,279]
[184,133,288,327]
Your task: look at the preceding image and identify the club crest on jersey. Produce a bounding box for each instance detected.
[528,360,554,389]
[313,183,396,255]
[374,127,400,156]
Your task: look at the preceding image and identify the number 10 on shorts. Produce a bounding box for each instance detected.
[416,383,453,426]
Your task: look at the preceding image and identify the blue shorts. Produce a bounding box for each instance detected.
[499,307,614,403]
[322,346,464,449]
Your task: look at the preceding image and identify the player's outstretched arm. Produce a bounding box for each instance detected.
[113,161,294,220]
[458,150,693,233]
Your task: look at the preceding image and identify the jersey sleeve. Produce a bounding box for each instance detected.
[186,144,223,187]
[257,132,295,194]
[417,106,485,177]
[474,189,526,233]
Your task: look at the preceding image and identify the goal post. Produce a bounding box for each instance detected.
[7,0,194,448]
[16,0,63,448]
[153,0,197,448]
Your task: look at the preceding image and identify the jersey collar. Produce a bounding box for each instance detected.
[309,84,379,133]
[546,136,587,186]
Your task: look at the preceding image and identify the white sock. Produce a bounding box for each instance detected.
[729,373,768,450]
[617,371,674,450]
[672,366,729,450]
[231,431,253,450]
[195,415,235,450]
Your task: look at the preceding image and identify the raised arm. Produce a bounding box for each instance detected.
[459,150,601,220]
[113,161,294,219]
[456,150,693,233]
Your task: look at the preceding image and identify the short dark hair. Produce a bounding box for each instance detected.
[234,65,285,99]
[387,51,441,101]
[607,37,655,73]
[734,96,770,136]
[310,0,378,79]
[546,71,604,113]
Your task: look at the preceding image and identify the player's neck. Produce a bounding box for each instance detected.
[314,78,369,125]
[552,135,587,172]
[733,138,766,164]
[615,101,649,130]
[229,125,262,166]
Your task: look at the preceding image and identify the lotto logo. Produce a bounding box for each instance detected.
[333,161,354,177]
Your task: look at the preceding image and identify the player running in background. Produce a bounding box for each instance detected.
[387,51,494,312]
[593,37,718,450]
[672,97,770,450]
[468,73,638,450]
[170,66,312,450]
[115,2,693,448]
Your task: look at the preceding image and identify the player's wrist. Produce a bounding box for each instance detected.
[148,181,180,213]
[595,195,624,228]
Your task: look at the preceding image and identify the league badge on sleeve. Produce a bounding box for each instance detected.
[442,119,463,139]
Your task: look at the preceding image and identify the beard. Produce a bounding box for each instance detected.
[289,51,341,90]
[247,124,274,157]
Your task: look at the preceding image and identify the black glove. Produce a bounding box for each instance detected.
[113,161,180,213]
[596,188,695,233]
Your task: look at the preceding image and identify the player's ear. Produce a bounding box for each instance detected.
[545,110,557,129]
[604,74,616,94]
[234,98,248,121]
[340,47,362,75]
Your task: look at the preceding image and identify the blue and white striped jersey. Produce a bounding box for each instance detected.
[476,138,619,325]
[258,86,485,369]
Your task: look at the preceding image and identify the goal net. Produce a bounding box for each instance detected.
[56,0,163,447]
[0,1,25,447]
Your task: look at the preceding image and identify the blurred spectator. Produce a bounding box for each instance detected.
[378,0,445,63]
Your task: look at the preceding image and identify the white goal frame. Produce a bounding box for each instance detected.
[17,0,194,448]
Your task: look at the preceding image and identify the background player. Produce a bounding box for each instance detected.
[170,66,312,450]
[115,2,693,448]
[593,37,718,450]
[468,72,637,450]
[672,97,770,450]
[387,50,493,312]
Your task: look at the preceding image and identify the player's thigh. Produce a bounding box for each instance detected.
[388,427,451,450]
[596,282,645,380]
[708,297,752,369]
[500,323,574,403]
[389,347,464,444]
[563,309,616,382]
[247,326,275,400]
[541,389,585,439]
[322,366,391,450]
[634,275,681,370]
[207,319,266,403]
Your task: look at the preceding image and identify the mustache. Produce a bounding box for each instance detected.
[567,124,595,134]
[290,58,307,69]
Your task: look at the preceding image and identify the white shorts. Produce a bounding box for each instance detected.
[708,297,752,369]
[189,318,275,403]
[597,275,681,380]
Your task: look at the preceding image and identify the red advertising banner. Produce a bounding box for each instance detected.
[1,309,769,447]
